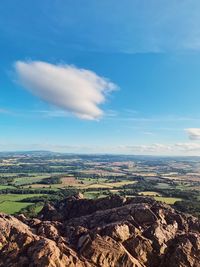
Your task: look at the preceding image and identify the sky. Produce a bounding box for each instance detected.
[1,0,200,155]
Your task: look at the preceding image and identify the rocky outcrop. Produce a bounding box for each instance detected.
[0,195,199,267]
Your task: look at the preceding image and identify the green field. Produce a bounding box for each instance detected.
[79,180,137,189]
[34,205,44,214]
[0,202,33,214]
[0,194,44,202]
[139,191,162,196]
[155,183,172,189]
[0,185,16,189]
[154,196,182,204]
[14,175,50,186]
[0,194,46,214]
[83,191,108,199]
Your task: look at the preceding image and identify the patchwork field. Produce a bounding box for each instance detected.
[0,152,199,217]
[23,177,137,190]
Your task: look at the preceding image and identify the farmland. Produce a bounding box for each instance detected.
[0,193,46,214]
[0,151,199,216]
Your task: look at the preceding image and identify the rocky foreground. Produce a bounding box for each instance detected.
[0,195,199,267]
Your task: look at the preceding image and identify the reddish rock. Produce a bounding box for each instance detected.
[0,196,199,267]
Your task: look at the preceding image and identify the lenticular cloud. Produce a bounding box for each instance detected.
[14,61,117,120]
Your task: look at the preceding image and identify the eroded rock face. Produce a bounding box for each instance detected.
[0,196,199,267]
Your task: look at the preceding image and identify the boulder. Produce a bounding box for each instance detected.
[0,196,199,266]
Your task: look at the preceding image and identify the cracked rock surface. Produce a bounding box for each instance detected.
[0,195,199,267]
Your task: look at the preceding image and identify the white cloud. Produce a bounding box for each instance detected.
[113,143,200,155]
[14,61,117,120]
[185,128,200,140]
[2,142,200,155]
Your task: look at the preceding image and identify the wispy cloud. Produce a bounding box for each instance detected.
[14,61,117,120]
[105,114,200,123]
[0,107,69,119]
[0,108,11,114]
[31,109,70,118]
[1,1,200,54]
[185,128,200,140]
[142,131,154,136]
[47,1,200,53]
[0,109,5,113]
[2,142,200,156]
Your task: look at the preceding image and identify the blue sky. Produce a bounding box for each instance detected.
[1,0,200,155]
